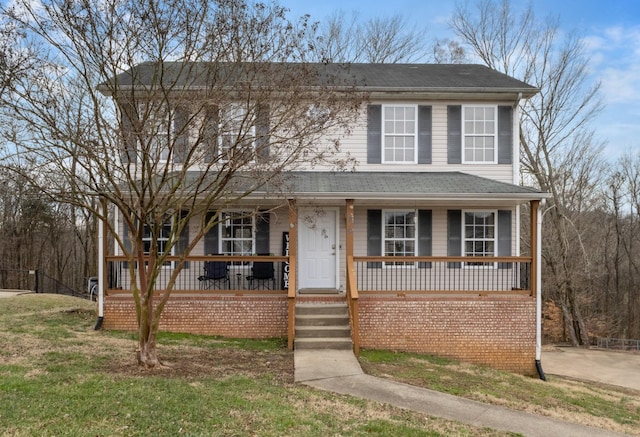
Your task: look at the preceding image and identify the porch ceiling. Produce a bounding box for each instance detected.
[185,171,549,204]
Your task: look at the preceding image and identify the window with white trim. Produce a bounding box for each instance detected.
[144,104,172,162]
[220,211,254,264]
[383,106,417,163]
[463,211,496,266]
[219,104,255,161]
[384,210,416,266]
[142,218,173,256]
[463,106,496,163]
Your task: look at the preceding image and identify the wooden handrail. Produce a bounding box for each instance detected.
[352,255,532,263]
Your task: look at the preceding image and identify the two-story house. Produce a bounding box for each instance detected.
[98,63,548,375]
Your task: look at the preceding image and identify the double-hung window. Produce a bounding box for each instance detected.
[142,217,173,258]
[383,210,416,266]
[463,106,497,163]
[463,211,496,267]
[219,104,255,161]
[383,106,417,163]
[145,104,174,162]
[220,211,254,264]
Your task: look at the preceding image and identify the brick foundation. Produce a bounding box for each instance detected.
[103,294,288,338]
[358,296,537,375]
[103,294,537,375]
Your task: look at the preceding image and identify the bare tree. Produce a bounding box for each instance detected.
[451,0,604,346]
[431,38,467,64]
[0,0,362,367]
[314,11,428,63]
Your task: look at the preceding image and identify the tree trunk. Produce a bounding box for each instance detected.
[137,314,161,368]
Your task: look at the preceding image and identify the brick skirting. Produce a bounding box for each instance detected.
[103,294,288,338]
[103,294,536,375]
[358,296,537,375]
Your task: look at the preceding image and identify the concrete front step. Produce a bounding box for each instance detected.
[294,337,353,350]
[296,325,351,338]
[295,314,349,327]
[295,303,349,316]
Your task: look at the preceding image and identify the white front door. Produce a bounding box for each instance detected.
[298,208,338,289]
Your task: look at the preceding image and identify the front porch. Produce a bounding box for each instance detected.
[101,199,540,374]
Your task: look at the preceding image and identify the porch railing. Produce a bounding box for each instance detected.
[353,256,532,295]
[105,255,289,295]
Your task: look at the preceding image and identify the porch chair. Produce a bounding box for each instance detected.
[246,261,276,290]
[198,261,230,290]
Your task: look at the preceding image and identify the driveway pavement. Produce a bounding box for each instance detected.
[0,290,32,298]
[542,346,640,391]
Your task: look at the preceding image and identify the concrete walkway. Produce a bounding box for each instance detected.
[294,350,628,437]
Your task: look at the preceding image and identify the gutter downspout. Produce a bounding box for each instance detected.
[94,207,105,330]
[535,198,546,380]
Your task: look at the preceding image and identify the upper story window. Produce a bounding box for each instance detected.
[219,105,256,161]
[144,104,173,162]
[367,104,431,165]
[384,210,416,266]
[462,106,497,163]
[383,106,417,163]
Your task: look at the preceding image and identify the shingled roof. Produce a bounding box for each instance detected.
[102,62,537,98]
[179,171,547,202]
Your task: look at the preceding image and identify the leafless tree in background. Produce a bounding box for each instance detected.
[451,0,604,346]
[314,11,429,63]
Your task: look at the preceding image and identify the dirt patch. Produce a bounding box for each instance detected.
[103,345,295,384]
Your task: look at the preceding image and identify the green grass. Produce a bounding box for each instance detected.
[0,294,512,436]
[1,294,637,436]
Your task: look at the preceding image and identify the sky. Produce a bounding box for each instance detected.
[281,0,640,160]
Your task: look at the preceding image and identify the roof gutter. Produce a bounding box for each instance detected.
[241,191,551,202]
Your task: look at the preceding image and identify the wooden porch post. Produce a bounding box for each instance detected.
[530,200,540,298]
[287,199,297,350]
[345,199,359,355]
[345,199,354,259]
[98,197,108,318]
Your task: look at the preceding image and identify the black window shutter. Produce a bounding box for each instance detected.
[418,106,432,164]
[204,212,219,255]
[367,105,382,164]
[418,210,432,268]
[498,106,513,164]
[176,210,190,269]
[367,210,382,268]
[173,107,189,164]
[255,212,270,255]
[203,105,219,163]
[447,106,462,164]
[497,210,512,269]
[120,102,137,164]
[255,104,270,162]
[447,210,462,268]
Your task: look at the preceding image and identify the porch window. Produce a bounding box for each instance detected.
[141,219,172,256]
[220,211,254,263]
[383,210,416,266]
[462,106,497,163]
[463,211,496,266]
[383,106,417,163]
